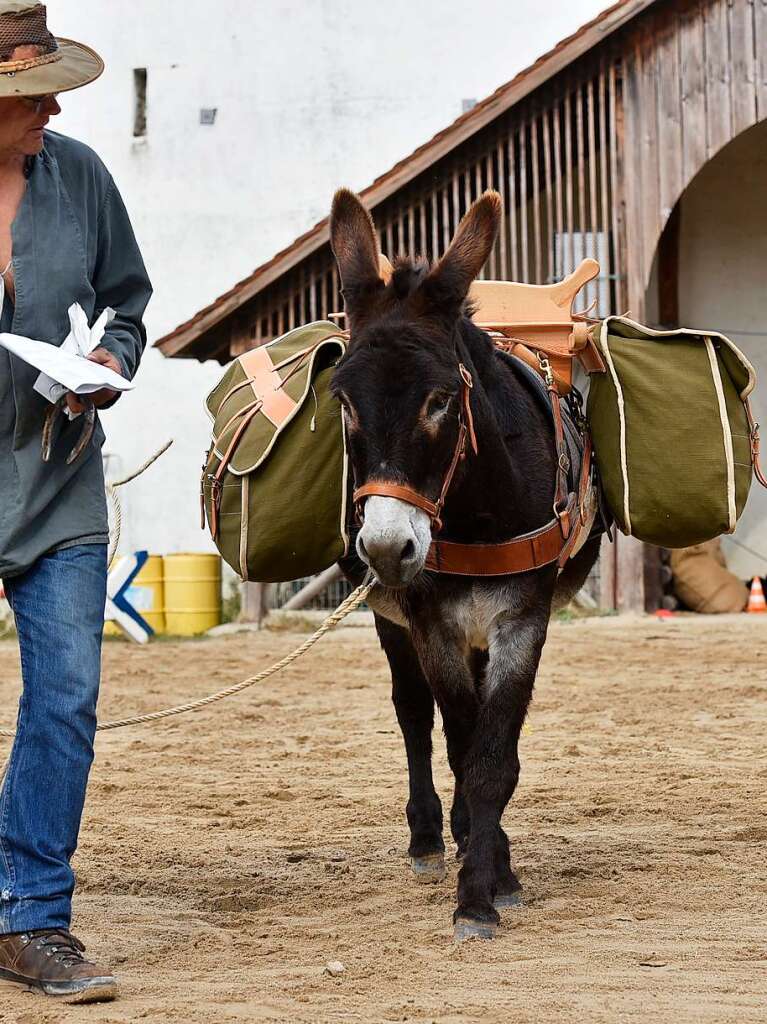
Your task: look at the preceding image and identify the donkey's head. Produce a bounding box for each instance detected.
[330,188,501,587]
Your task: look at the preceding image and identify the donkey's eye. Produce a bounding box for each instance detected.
[426,392,452,418]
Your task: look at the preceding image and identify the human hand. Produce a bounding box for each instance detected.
[65,347,124,415]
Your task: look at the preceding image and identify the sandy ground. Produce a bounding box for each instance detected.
[0,614,764,1023]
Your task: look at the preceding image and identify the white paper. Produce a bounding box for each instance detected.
[33,303,116,407]
[0,301,134,417]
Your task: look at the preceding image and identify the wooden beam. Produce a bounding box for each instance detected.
[240,583,273,627]
[728,0,758,136]
[615,534,647,612]
[679,0,707,187]
[599,534,617,610]
[657,198,680,326]
[542,107,554,284]
[756,0,767,121]
[643,545,663,612]
[656,8,683,227]
[703,0,733,159]
[608,57,626,312]
[282,566,343,611]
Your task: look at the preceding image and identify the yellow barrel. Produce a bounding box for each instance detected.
[105,554,165,637]
[163,553,222,636]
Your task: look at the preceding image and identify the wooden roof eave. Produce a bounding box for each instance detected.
[156,0,657,359]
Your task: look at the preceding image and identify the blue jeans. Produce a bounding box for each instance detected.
[1,544,107,932]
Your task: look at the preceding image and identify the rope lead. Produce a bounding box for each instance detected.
[0,574,376,739]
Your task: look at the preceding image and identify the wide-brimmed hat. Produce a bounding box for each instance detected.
[0,1,103,98]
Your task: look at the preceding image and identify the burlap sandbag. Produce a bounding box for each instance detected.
[670,540,748,613]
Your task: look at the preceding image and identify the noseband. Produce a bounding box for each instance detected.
[353,363,478,534]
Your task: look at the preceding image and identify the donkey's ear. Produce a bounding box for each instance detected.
[419,191,502,319]
[330,189,384,319]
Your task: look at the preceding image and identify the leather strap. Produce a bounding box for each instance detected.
[239,347,298,428]
[745,398,767,489]
[557,434,593,568]
[353,482,439,521]
[425,497,576,576]
[353,364,476,532]
[548,380,571,539]
[205,401,263,539]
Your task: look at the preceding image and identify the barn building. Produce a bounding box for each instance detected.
[157,0,767,611]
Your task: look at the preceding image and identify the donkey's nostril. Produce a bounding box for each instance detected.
[358,535,369,562]
[401,539,416,562]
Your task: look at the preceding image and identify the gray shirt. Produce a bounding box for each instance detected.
[0,130,152,580]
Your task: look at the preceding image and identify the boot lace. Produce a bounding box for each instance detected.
[28,929,90,967]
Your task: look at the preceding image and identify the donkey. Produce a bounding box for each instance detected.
[329,188,601,941]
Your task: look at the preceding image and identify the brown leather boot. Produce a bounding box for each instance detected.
[0,929,118,1003]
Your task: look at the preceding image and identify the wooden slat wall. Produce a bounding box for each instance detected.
[622,0,764,317]
[757,0,767,120]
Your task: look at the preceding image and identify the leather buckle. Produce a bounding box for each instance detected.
[554,501,571,539]
[458,363,473,389]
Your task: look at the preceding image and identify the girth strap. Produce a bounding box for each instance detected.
[425,496,577,576]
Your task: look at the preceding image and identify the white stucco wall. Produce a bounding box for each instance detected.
[676,120,767,578]
[50,0,612,556]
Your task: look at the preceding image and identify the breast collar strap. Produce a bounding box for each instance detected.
[353,357,591,577]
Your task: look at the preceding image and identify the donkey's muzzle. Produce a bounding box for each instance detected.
[356,495,432,588]
[358,533,420,588]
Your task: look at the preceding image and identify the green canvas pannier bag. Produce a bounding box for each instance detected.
[201,321,349,582]
[587,316,762,548]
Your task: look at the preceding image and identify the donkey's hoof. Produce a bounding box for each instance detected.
[494,889,523,910]
[453,916,497,942]
[410,853,446,883]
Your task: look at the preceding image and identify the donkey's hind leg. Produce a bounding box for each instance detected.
[375,615,446,882]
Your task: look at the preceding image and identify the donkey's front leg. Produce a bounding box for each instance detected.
[454,612,548,941]
[375,615,446,882]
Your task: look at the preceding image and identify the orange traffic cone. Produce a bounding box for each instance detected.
[747,576,766,613]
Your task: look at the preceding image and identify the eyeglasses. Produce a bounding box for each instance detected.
[19,93,58,113]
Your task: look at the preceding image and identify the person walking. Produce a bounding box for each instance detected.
[0,2,151,1003]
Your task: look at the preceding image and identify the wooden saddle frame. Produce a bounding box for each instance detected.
[375,253,605,393]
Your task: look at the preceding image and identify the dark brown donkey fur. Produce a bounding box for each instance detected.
[330,188,600,940]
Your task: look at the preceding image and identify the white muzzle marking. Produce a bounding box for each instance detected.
[357,496,432,585]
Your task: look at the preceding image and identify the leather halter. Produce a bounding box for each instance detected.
[353,355,592,577]
[353,364,478,534]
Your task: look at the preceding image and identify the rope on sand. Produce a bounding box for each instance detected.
[0,575,376,740]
